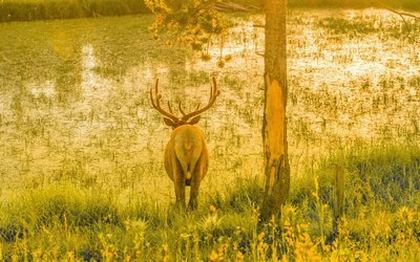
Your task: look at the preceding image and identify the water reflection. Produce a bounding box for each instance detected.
[0,10,418,197]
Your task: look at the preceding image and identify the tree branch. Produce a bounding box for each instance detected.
[372,0,420,32]
[373,0,420,20]
[190,0,219,17]
[215,1,261,12]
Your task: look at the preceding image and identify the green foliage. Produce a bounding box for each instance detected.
[0,185,122,235]
[145,0,230,54]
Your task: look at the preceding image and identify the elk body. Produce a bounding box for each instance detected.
[150,78,219,209]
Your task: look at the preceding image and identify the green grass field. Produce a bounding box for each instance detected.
[0,9,419,260]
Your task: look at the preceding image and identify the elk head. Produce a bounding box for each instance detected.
[150,77,219,209]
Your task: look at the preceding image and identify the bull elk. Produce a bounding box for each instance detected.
[150,77,220,209]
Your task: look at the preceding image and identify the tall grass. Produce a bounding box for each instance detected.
[1,0,419,23]
[0,144,418,260]
[288,0,420,10]
[238,0,420,10]
[0,0,150,22]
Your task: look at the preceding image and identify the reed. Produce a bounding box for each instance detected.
[1,0,419,23]
[0,0,150,22]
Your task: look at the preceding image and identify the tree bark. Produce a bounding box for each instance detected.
[260,0,290,221]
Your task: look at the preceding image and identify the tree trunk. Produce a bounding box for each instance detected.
[260,0,290,221]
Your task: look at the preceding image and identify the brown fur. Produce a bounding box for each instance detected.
[164,125,208,209]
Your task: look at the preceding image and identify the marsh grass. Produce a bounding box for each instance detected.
[319,16,420,40]
[0,144,418,260]
[0,0,149,22]
[288,0,420,10]
[1,0,419,23]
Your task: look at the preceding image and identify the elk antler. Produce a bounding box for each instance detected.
[150,79,180,123]
[180,77,220,122]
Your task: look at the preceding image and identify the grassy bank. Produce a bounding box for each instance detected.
[0,144,418,260]
[288,0,420,10]
[0,0,150,22]
[1,0,419,23]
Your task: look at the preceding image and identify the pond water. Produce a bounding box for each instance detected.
[0,9,418,201]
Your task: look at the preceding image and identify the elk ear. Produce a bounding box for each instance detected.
[188,116,201,125]
[163,117,175,127]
